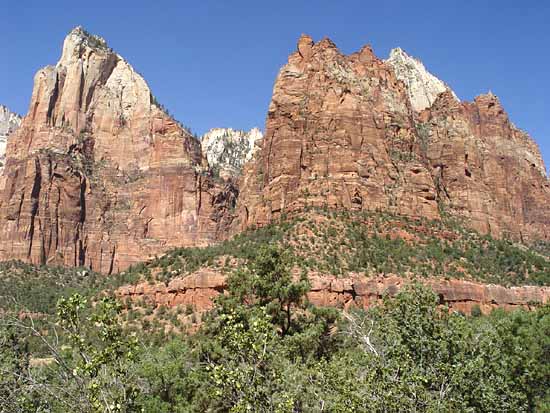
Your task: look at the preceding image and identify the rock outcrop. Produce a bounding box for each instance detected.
[1,30,549,273]
[201,127,263,179]
[0,105,21,173]
[234,35,550,242]
[0,27,235,273]
[116,269,550,315]
[385,48,458,112]
[419,91,550,239]
[235,35,440,231]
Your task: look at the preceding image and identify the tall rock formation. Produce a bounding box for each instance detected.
[385,47,458,112]
[419,91,550,239]
[201,127,263,179]
[235,35,550,241]
[235,35,441,230]
[0,105,21,173]
[1,30,548,273]
[0,27,235,273]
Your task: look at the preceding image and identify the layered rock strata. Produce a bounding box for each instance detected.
[234,35,550,241]
[116,269,550,315]
[0,27,235,272]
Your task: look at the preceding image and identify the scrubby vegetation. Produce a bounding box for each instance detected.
[0,261,138,315]
[1,245,549,412]
[1,211,550,411]
[143,209,550,286]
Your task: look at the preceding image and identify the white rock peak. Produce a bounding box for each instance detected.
[0,105,22,172]
[386,47,458,112]
[201,127,263,177]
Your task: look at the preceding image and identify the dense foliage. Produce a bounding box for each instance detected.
[1,245,549,412]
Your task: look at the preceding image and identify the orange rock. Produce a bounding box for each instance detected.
[116,270,550,314]
[0,27,235,273]
[233,35,550,243]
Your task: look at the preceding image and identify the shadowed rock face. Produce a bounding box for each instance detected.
[0,27,236,273]
[234,35,550,242]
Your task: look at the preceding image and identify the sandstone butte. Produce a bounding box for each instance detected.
[0,27,236,273]
[234,35,550,243]
[1,28,550,277]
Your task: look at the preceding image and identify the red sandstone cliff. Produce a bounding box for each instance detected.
[234,35,550,242]
[115,269,550,316]
[1,30,549,273]
[420,91,550,239]
[0,27,235,273]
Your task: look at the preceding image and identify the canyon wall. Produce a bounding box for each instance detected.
[0,27,235,273]
[234,35,550,242]
[1,29,549,273]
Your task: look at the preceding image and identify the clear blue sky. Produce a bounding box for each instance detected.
[1,1,549,167]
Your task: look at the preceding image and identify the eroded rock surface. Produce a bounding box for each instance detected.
[116,269,550,315]
[1,30,549,274]
[420,91,550,240]
[234,35,550,242]
[0,27,234,272]
[385,47,458,112]
[0,105,21,173]
[201,127,263,179]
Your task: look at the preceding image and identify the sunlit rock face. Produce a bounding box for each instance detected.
[385,47,458,112]
[201,127,263,179]
[0,27,236,273]
[234,35,550,242]
[1,28,549,273]
[0,105,21,173]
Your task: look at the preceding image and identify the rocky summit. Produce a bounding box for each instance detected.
[233,35,550,242]
[385,47,458,112]
[0,105,21,173]
[0,28,549,273]
[0,27,236,273]
[201,127,263,179]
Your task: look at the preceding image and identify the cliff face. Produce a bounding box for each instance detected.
[0,27,234,273]
[420,92,550,239]
[201,127,263,179]
[235,35,443,230]
[115,268,550,316]
[1,29,549,273]
[385,48,458,112]
[234,35,550,241]
[0,105,21,174]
